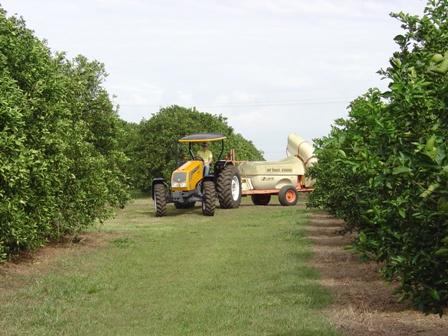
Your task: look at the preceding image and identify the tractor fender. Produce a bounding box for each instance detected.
[151,178,168,199]
[214,160,234,176]
[202,174,215,182]
[202,174,215,185]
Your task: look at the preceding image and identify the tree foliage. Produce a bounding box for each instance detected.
[0,9,129,259]
[308,0,448,314]
[129,105,264,190]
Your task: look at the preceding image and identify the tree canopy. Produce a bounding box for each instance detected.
[308,0,448,314]
[0,9,129,259]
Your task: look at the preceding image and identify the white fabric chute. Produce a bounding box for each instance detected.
[286,133,317,187]
[287,133,317,168]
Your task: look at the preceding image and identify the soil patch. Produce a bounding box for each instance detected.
[308,211,448,336]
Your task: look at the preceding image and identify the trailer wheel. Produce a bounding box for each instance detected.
[278,186,298,206]
[174,202,195,209]
[202,180,216,216]
[251,194,271,206]
[216,165,242,209]
[153,183,168,216]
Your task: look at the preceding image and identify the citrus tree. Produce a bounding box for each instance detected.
[0,9,129,259]
[308,0,448,314]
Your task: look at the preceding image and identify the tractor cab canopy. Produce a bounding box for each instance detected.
[178,133,226,162]
[178,133,226,143]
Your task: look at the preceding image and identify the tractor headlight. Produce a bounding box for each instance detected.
[171,172,187,188]
[172,182,187,188]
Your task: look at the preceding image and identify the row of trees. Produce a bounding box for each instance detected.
[308,0,447,315]
[0,9,263,260]
[0,9,130,260]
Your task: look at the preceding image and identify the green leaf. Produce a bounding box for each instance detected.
[435,248,448,257]
[420,183,440,198]
[431,289,440,301]
[338,149,347,158]
[437,199,448,213]
[425,135,436,152]
[392,166,411,175]
[431,53,444,64]
[359,231,367,243]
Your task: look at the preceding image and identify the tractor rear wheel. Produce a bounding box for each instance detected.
[153,183,168,216]
[202,180,216,216]
[174,202,195,209]
[216,165,242,209]
[251,194,271,206]
[278,185,298,206]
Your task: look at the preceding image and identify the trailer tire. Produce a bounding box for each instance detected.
[202,180,216,216]
[153,183,168,216]
[216,165,242,209]
[251,194,271,206]
[278,185,298,206]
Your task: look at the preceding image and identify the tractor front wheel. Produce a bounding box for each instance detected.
[202,180,216,216]
[251,194,271,206]
[153,183,168,216]
[278,185,298,206]
[216,165,242,209]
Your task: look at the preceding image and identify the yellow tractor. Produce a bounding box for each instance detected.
[152,133,242,216]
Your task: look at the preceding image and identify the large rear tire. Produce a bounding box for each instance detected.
[216,165,242,209]
[278,185,298,206]
[251,194,271,206]
[202,180,216,216]
[153,183,168,216]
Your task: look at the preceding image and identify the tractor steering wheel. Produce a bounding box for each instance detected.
[193,156,204,162]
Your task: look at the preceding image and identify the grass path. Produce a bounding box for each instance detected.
[0,198,338,336]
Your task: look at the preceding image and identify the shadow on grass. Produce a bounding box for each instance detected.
[130,190,151,199]
[163,206,222,217]
[239,203,283,207]
[270,265,320,281]
[267,282,332,309]
[286,251,313,260]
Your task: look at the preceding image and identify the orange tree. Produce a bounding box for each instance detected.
[308,0,448,314]
[0,9,129,259]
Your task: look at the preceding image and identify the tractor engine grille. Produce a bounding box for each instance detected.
[172,172,187,188]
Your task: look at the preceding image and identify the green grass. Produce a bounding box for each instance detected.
[0,198,339,336]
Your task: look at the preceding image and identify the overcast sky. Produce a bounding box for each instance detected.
[3,0,426,159]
